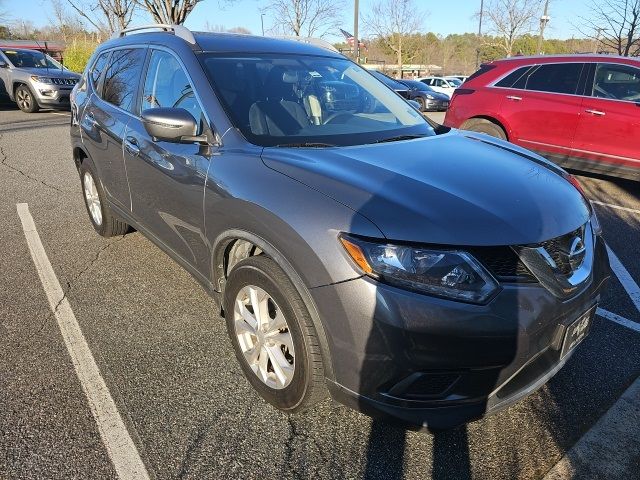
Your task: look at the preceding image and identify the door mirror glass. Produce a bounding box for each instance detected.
[141,107,201,143]
[0,59,8,68]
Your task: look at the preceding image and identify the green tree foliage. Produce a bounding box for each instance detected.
[62,40,97,73]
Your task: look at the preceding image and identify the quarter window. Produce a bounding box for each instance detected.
[495,66,531,88]
[102,48,146,112]
[592,63,640,102]
[141,50,205,134]
[524,63,583,95]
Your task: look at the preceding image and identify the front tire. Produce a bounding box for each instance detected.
[460,118,507,140]
[78,158,129,237]
[416,97,426,111]
[15,85,40,113]
[223,255,326,412]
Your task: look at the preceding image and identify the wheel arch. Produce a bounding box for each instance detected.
[212,228,336,381]
[466,115,510,140]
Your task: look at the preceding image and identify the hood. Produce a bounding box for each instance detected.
[20,67,80,79]
[261,131,591,246]
[418,90,449,101]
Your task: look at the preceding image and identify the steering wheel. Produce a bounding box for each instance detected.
[322,112,353,125]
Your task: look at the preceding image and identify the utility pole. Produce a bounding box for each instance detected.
[593,27,606,53]
[476,0,484,69]
[261,13,265,36]
[536,0,550,55]
[354,0,360,63]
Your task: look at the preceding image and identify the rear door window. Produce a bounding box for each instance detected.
[523,63,583,95]
[90,51,110,86]
[102,48,146,113]
[592,63,640,102]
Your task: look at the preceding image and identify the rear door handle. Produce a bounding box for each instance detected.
[124,136,140,156]
[585,109,605,116]
[506,95,522,101]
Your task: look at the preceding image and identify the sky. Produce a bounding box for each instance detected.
[6,0,594,42]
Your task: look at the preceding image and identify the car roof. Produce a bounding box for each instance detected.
[492,54,639,64]
[98,30,344,58]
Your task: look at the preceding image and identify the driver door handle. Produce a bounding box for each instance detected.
[585,109,605,116]
[506,95,522,101]
[124,136,140,156]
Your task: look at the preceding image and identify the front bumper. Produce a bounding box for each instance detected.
[31,83,73,107]
[311,234,610,430]
[424,98,450,111]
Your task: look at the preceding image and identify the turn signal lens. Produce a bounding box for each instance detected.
[339,236,373,274]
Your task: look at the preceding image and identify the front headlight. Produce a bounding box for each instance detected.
[425,94,435,99]
[31,75,53,84]
[339,235,499,303]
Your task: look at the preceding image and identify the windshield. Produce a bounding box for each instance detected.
[2,49,63,69]
[199,53,432,146]
[446,78,462,86]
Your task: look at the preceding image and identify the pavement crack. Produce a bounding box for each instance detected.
[177,424,208,480]
[54,235,126,313]
[0,132,68,193]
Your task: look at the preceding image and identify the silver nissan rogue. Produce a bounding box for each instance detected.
[70,25,610,430]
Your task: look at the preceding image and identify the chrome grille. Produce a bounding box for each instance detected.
[537,226,584,276]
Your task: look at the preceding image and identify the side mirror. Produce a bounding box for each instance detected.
[0,60,8,68]
[141,107,206,143]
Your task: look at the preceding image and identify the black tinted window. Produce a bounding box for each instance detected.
[524,63,583,95]
[102,49,146,112]
[141,50,204,133]
[90,51,110,85]
[495,66,531,88]
[592,63,640,101]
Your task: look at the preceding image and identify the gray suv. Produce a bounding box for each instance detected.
[0,48,80,112]
[70,25,610,430]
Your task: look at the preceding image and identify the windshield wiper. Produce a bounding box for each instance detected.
[374,134,428,144]
[274,142,336,148]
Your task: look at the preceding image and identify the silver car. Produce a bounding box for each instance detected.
[0,48,80,113]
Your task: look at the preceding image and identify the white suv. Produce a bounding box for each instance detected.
[417,76,459,98]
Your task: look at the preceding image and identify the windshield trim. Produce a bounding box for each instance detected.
[198,52,433,147]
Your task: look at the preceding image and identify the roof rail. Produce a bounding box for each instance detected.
[111,24,196,45]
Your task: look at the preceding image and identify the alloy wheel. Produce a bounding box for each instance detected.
[16,89,31,110]
[83,171,103,226]
[233,285,295,389]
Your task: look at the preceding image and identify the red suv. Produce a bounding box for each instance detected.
[444,55,640,180]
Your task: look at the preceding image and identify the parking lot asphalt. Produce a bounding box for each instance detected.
[1,105,639,480]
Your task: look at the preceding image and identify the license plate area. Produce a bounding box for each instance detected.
[561,307,595,358]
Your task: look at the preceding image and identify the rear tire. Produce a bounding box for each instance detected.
[460,118,507,140]
[223,255,326,412]
[15,85,39,113]
[78,158,129,237]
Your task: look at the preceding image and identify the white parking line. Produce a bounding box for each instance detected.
[606,245,640,313]
[46,111,71,117]
[597,308,640,334]
[16,203,151,480]
[591,200,640,216]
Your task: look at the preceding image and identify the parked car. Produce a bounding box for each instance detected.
[399,79,450,111]
[368,69,411,99]
[71,26,610,430]
[0,47,80,112]
[445,55,640,181]
[446,75,468,84]
[418,76,459,98]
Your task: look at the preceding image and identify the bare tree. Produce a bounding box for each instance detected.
[49,0,85,42]
[263,0,345,38]
[64,0,137,35]
[136,0,204,25]
[482,0,544,56]
[579,0,640,56]
[364,0,424,70]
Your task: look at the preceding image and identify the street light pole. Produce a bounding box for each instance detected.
[476,0,484,69]
[536,0,550,54]
[261,13,265,36]
[354,0,360,63]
